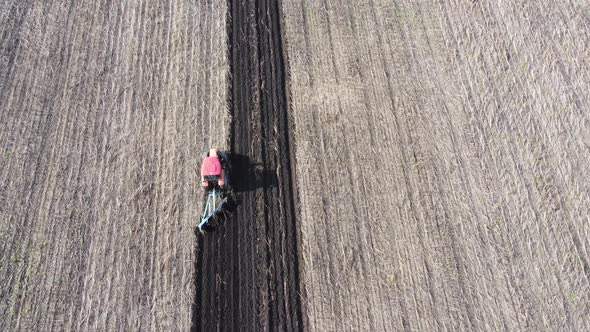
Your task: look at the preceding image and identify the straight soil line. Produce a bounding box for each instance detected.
[192,0,305,330]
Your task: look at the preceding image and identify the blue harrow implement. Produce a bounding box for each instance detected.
[198,189,229,233]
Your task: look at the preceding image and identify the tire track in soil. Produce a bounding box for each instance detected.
[192,0,304,331]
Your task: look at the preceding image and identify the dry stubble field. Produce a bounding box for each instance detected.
[2,0,590,331]
[0,0,228,330]
[283,0,590,330]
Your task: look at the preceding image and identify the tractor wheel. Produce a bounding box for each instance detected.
[218,166,230,191]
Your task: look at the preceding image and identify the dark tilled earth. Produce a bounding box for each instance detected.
[192,0,304,331]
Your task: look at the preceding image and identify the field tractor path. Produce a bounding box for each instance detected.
[192,0,305,331]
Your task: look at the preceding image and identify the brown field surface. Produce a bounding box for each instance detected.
[3,0,590,330]
[0,0,228,330]
[283,0,590,330]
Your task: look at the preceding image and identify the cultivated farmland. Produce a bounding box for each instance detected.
[2,0,590,331]
[193,0,303,330]
[283,0,590,330]
[0,1,228,330]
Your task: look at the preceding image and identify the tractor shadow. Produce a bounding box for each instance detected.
[229,153,278,193]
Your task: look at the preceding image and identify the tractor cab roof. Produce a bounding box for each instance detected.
[201,156,222,176]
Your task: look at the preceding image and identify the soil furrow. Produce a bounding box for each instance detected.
[192,0,303,330]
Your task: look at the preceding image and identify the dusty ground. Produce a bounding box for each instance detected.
[0,0,228,330]
[283,0,590,330]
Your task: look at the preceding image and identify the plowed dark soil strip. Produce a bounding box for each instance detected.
[192,0,304,331]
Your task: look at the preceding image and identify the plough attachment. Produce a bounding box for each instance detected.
[198,189,229,233]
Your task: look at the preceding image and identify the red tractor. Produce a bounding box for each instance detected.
[198,149,231,233]
[201,148,229,190]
